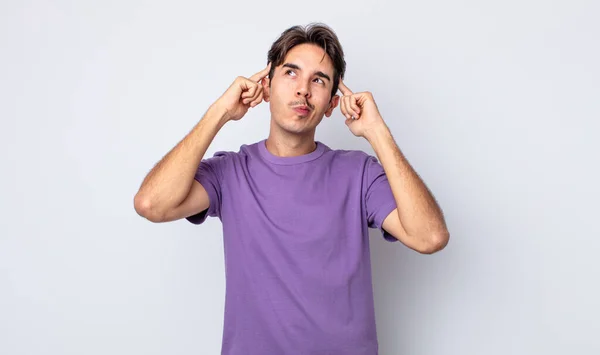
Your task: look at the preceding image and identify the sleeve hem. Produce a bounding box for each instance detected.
[372,201,397,229]
[374,201,398,242]
[185,176,217,225]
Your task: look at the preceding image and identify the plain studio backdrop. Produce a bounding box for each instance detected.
[1,0,599,354]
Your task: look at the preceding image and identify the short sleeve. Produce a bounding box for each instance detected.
[185,151,229,225]
[364,155,398,242]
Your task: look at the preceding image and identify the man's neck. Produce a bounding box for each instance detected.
[265,132,317,158]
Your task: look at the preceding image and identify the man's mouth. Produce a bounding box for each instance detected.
[292,105,311,116]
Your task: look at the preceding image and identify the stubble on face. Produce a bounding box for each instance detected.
[267,44,336,136]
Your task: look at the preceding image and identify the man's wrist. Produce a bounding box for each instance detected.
[206,103,231,128]
[364,123,392,145]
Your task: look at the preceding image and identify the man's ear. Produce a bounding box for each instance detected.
[261,77,271,102]
[324,95,340,117]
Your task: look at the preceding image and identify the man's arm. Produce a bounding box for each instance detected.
[134,63,271,223]
[367,127,449,253]
[134,105,228,222]
[337,81,449,253]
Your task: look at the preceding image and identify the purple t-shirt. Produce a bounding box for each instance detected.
[187,139,398,355]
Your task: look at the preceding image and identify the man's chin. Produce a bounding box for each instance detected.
[275,119,312,135]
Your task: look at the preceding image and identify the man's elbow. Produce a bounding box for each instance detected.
[133,194,165,223]
[416,231,450,254]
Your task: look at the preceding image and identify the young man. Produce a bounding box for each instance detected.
[134,23,449,355]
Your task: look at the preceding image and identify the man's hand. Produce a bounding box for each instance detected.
[214,63,271,122]
[338,81,388,140]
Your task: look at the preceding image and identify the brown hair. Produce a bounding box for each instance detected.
[267,23,346,99]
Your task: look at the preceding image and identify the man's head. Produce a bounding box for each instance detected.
[261,23,346,136]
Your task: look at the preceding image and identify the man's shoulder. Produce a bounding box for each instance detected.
[322,144,376,165]
[205,141,261,160]
[326,147,370,158]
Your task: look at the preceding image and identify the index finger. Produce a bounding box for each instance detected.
[249,62,272,82]
[338,80,353,96]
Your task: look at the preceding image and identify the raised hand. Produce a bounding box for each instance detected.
[215,63,271,122]
[338,81,388,139]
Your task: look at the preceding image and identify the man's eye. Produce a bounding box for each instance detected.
[314,78,324,84]
[285,70,296,76]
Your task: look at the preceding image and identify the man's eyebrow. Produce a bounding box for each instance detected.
[282,63,301,71]
[282,63,331,82]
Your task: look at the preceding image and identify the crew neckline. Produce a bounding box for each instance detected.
[258,139,328,165]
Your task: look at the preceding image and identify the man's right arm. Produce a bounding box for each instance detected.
[133,63,271,223]
[133,105,228,223]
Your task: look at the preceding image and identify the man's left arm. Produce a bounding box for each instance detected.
[338,81,449,254]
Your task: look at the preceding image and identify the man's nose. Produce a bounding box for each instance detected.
[296,82,311,98]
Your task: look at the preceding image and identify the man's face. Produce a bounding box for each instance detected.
[262,43,340,135]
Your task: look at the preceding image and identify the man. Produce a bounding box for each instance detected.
[134,23,449,355]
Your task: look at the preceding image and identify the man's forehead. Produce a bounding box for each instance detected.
[281,44,334,74]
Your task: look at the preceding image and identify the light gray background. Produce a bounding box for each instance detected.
[1,0,599,354]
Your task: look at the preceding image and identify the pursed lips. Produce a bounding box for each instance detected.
[292,105,312,116]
